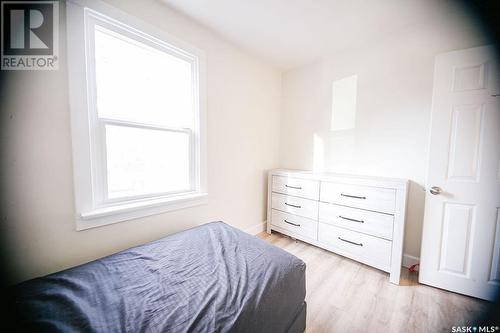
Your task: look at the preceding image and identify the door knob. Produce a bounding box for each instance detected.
[429,186,442,195]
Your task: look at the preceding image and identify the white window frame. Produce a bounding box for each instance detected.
[67,0,207,230]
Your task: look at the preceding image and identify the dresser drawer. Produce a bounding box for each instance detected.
[320,182,396,214]
[272,175,320,200]
[271,192,318,220]
[319,203,394,240]
[318,223,392,271]
[271,209,318,240]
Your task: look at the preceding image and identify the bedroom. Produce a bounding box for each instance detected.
[0,0,499,331]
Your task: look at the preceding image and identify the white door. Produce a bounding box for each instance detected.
[419,45,500,301]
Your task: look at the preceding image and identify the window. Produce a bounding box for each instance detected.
[67,1,206,230]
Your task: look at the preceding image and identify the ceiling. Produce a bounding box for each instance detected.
[161,0,461,70]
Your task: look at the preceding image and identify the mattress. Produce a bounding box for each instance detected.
[8,221,306,332]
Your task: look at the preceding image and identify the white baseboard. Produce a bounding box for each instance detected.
[402,254,420,270]
[244,221,266,235]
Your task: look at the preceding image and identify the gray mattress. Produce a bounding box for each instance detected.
[8,221,306,332]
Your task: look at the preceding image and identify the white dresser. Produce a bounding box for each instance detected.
[267,169,409,284]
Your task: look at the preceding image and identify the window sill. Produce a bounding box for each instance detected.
[76,192,208,231]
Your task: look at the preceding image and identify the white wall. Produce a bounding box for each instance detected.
[279,10,490,258]
[0,0,281,285]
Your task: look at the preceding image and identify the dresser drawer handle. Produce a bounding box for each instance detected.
[285,202,301,208]
[339,215,364,223]
[341,193,366,200]
[285,185,302,190]
[284,219,300,227]
[338,237,363,246]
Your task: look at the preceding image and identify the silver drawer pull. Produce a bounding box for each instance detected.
[341,193,366,200]
[338,215,364,223]
[285,185,302,190]
[284,219,300,227]
[285,202,301,208]
[338,237,363,246]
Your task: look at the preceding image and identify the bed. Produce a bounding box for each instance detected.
[8,221,306,332]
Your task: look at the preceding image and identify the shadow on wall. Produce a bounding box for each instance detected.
[262,170,270,223]
[406,181,426,258]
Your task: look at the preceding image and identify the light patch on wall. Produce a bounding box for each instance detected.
[312,130,356,174]
[331,75,358,131]
[313,133,325,172]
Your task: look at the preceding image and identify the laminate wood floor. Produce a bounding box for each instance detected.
[258,231,491,333]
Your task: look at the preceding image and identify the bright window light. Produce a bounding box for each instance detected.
[105,124,191,199]
[92,25,196,201]
[67,3,206,229]
[94,26,194,128]
[331,75,357,131]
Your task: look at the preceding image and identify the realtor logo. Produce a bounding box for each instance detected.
[1,1,59,70]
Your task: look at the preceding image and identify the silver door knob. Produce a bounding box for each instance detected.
[429,186,442,195]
